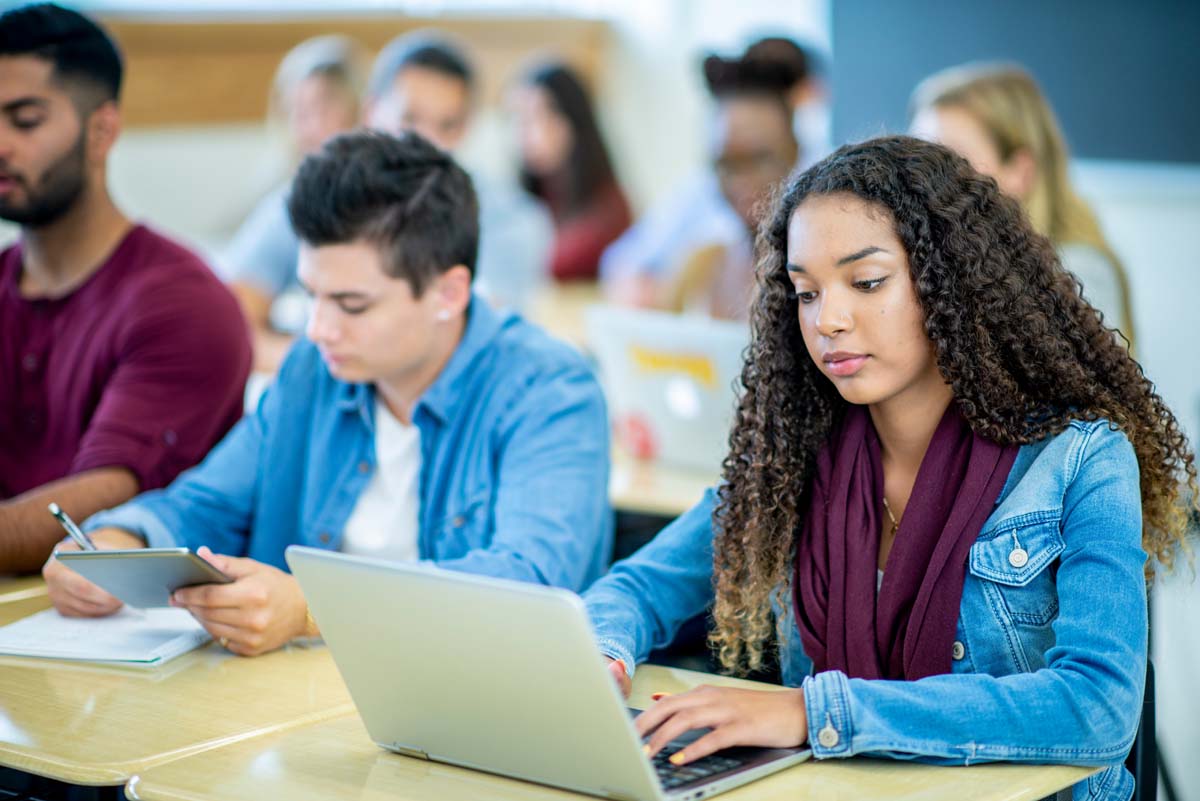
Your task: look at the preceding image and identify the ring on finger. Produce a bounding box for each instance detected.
[219,636,230,649]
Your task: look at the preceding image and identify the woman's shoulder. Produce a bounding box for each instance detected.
[990,420,1138,529]
[1017,418,1135,480]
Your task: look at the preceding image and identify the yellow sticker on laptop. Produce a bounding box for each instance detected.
[628,345,717,388]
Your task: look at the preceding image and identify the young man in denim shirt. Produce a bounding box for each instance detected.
[44,130,613,656]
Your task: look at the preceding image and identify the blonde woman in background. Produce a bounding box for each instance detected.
[223,36,370,373]
[909,63,1136,347]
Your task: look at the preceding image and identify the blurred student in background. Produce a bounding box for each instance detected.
[650,53,798,319]
[910,63,1135,346]
[366,32,552,311]
[600,36,814,312]
[222,35,368,373]
[743,35,829,171]
[513,61,630,282]
[0,3,250,572]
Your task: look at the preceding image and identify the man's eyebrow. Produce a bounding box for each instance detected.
[1,97,47,113]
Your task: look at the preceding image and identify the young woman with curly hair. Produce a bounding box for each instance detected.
[583,135,1196,801]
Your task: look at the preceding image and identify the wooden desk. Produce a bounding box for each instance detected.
[526,281,604,351]
[0,576,48,605]
[0,619,353,786]
[0,577,51,628]
[125,665,1096,801]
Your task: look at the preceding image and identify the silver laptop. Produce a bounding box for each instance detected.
[585,306,748,473]
[286,546,810,801]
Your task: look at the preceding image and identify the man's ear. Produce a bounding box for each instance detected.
[85,101,121,165]
[432,265,473,321]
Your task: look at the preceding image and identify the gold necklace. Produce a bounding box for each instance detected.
[882,497,900,537]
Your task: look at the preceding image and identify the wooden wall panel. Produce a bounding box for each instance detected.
[99,15,611,128]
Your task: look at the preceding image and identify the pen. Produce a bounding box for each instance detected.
[47,503,96,551]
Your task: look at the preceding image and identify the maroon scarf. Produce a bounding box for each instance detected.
[794,403,1018,680]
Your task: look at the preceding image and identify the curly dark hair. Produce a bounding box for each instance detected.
[710,135,1198,675]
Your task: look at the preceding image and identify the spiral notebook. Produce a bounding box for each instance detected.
[0,607,211,667]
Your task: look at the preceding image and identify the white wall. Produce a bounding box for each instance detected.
[1074,160,1200,801]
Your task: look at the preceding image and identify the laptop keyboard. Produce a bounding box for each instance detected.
[626,709,754,790]
[649,742,749,790]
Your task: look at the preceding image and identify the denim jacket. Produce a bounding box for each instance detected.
[87,297,614,591]
[585,420,1146,801]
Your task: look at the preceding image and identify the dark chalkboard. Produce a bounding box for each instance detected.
[831,0,1199,163]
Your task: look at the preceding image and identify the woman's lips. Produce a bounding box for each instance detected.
[823,353,869,377]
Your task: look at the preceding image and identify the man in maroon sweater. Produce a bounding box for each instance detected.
[0,3,251,573]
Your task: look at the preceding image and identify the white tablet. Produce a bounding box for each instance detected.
[57,548,233,609]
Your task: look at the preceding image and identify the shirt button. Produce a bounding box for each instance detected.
[22,354,38,371]
[451,516,466,527]
[318,532,332,544]
[1008,547,1029,568]
[817,723,840,748]
[952,641,966,661]
[358,461,370,474]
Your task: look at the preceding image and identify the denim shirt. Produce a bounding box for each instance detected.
[87,297,614,591]
[585,420,1146,801]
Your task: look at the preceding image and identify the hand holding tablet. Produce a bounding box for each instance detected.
[55,548,234,609]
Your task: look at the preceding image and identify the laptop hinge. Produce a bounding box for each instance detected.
[389,743,430,760]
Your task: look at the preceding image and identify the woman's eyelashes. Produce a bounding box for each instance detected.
[791,275,889,304]
[853,276,888,292]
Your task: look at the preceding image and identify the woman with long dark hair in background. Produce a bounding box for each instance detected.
[513,61,631,282]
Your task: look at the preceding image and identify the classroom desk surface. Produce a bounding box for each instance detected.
[0,575,49,605]
[0,623,354,787]
[125,664,1096,801]
[526,281,603,350]
[609,451,715,518]
[0,577,51,628]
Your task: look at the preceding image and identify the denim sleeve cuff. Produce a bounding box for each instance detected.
[84,504,176,549]
[596,638,636,679]
[803,669,854,758]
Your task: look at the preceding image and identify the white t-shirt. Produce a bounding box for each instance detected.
[341,398,422,563]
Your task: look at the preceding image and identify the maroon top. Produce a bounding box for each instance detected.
[795,403,1019,680]
[543,180,631,282]
[0,225,252,498]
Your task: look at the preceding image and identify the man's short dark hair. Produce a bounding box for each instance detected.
[366,32,474,100]
[0,3,123,107]
[288,130,480,295]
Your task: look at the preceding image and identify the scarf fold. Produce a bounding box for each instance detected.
[794,403,1019,680]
